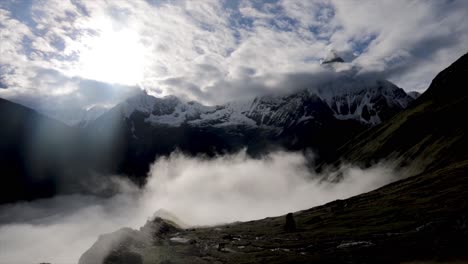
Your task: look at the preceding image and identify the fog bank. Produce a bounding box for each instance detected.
[0,151,398,263]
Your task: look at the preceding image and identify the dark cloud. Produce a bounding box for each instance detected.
[0,79,7,89]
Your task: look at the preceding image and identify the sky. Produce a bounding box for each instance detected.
[0,0,467,121]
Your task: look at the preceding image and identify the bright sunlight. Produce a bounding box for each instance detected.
[78,26,146,86]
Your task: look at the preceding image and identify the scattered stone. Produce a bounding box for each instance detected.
[223,247,237,253]
[271,248,292,252]
[217,243,225,251]
[140,217,180,238]
[337,241,374,249]
[170,237,191,244]
[222,234,233,240]
[284,213,296,232]
[78,228,149,264]
[103,251,143,264]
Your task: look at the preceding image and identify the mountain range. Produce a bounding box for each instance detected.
[0,59,418,203]
[84,75,415,173]
[79,52,468,264]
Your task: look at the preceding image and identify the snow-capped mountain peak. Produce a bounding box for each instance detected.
[306,77,414,125]
[121,89,159,117]
[75,106,109,127]
[321,50,345,64]
[89,73,415,130]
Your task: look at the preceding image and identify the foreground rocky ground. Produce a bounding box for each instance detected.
[79,160,468,264]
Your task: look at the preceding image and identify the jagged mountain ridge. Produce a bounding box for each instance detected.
[88,77,414,130]
[81,76,414,179]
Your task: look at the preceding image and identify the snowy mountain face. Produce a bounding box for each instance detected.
[74,106,109,127]
[94,76,414,131]
[310,78,414,125]
[90,49,415,130]
[81,65,416,178]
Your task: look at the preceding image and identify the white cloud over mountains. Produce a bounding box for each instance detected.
[0,0,467,119]
[0,150,397,263]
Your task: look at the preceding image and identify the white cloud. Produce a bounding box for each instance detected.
[142,151,397,225]
[327,0,468,91]
[0,0,467,120]
[0,150,398,263]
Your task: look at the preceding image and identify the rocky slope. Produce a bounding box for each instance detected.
[334,52,468,174]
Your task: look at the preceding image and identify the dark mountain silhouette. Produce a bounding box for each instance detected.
[0,99,83,203]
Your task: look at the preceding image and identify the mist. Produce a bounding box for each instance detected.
[0,150,398,264]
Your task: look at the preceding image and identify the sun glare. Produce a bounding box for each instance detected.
[79,27,146,86]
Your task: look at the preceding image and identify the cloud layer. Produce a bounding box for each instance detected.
[0,150,397,263]
[1,0,467,121]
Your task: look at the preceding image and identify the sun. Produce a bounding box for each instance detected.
[78,26,146,86]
